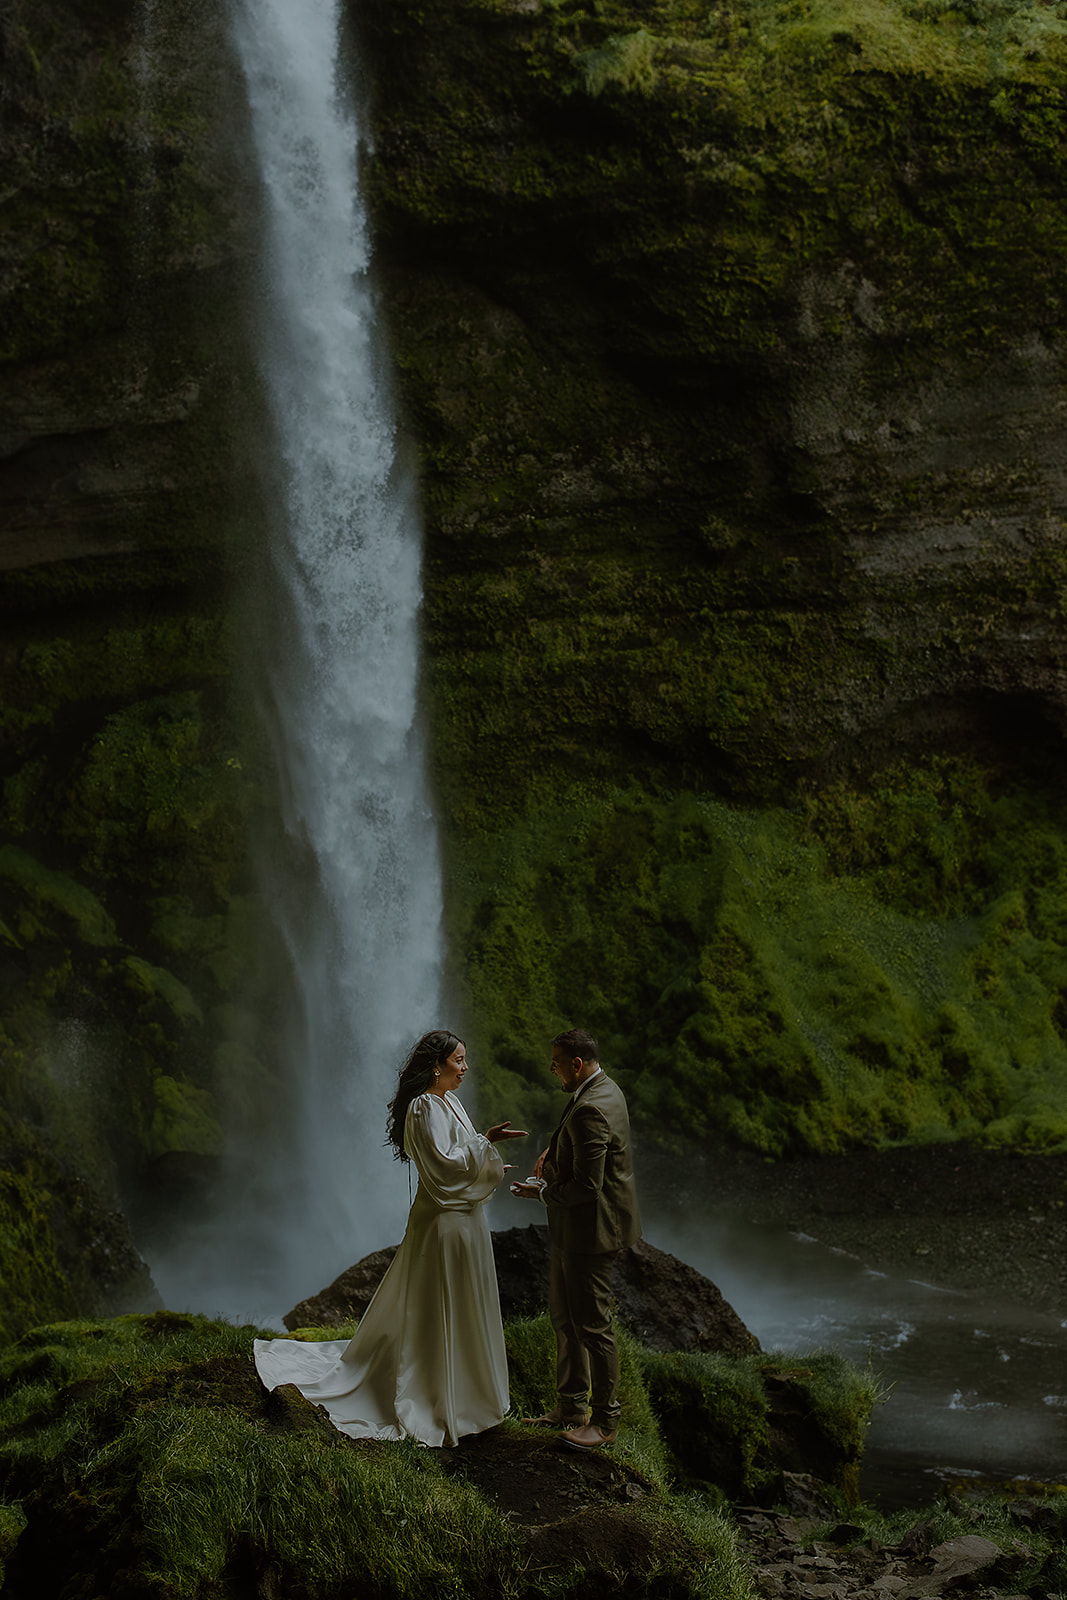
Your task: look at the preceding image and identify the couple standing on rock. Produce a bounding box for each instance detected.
[254,1027,641,1451]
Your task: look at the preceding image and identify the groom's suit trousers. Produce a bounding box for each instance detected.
[541,1072,641,1429]
[549,1245,620,1425]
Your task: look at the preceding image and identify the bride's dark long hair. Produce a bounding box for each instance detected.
[386,1029,463,1162]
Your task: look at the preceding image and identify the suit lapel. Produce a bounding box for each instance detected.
[548,1072,601,1158]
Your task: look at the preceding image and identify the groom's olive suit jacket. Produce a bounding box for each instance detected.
[541,1072,641,1255]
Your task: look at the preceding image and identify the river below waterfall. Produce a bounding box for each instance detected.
[495,1170,1067,1505]
[639,1199,1067,1505]
[610,1139,1067,1504]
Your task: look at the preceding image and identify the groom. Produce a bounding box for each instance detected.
[511,1028,641,1450]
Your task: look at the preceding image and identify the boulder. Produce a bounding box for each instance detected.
[284,1226,758,1355]
[284,1246,400,1330]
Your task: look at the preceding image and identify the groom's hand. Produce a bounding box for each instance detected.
[532,1147,549,1179]
[509,1181,544,1200]
[487,1121,528,1143]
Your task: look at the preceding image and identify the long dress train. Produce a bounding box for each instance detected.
[253,1090,509,1446]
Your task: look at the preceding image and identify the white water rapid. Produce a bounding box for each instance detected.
[153,0,444,1321]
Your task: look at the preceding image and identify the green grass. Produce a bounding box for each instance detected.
[639,1348,882,1502]
[16,1312,1062,1600]
[115,1415,518,1599]
[504,1314,672,1486]
[0,1312,768,1600]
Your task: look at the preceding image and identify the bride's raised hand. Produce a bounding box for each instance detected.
[486,1121,528,1143]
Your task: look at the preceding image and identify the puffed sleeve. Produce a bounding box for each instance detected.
[405,1092,505,1210]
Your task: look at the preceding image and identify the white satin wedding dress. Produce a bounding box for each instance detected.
[253,1089,509,1447]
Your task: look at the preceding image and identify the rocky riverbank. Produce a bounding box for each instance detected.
[734,1498,1067,1600]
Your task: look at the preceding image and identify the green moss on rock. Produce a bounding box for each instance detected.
[148,1074,221,1161]
[461,770,1067,1156]
[0,1110,155,1346]
[349,0,1067,1160]
[0,1169,72,1349]
[0,847,117,949]
[640,1347,879,1502]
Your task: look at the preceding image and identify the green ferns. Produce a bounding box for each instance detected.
[575,29,661,94]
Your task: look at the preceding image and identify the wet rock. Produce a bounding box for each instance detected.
[896,1519,940,1558]
[736,1508,1022,1600]
[1008,1497,1065,1535]
[612,1237,760,1355]
[284,1246,399,1329]
[265,1383,338,1437]
[489,1222,551,1317]
[926,1535,999,1587]
[779,1472,840,1522]
[285,1226,759,1354]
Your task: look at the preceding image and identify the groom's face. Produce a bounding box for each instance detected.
[550,1047,582,1092]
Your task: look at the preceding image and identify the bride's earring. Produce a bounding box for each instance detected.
[433,1068,441,1079]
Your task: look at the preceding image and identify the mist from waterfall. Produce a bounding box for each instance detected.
[152,0,444,1321]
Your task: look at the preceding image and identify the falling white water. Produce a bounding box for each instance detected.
[152,0,444,1320]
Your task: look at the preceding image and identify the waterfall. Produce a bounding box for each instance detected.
[154,0,444,1320]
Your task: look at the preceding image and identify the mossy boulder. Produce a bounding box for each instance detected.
[0,1108,156,1346]
[641,1347,879,1503]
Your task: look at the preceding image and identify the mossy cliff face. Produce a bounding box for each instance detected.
[355,0,1067,1149]
[5,0,1067,1343]
[0,0,278,1336]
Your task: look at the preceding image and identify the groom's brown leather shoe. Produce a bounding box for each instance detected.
[561,1423,617,1450]
[523,1405,590,1427]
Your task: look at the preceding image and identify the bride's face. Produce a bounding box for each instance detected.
[437,1041,468,1093]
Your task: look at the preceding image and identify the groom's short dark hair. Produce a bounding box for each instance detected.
[552,1028,599,1063]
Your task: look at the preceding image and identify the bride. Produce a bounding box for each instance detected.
[253,1030,527,1447]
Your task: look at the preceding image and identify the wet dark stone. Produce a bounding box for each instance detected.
[284,1225,759,1356]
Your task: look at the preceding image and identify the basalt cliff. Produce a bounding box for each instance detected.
[3,0,1067,1334]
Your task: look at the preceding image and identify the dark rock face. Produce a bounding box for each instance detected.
[284,1225,759,1355]
[0,0,285,1335]
[613,1238,759,1356]
[283,1245,401,1332]
[325,0,1067,1164]
[360,0,1067,810]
